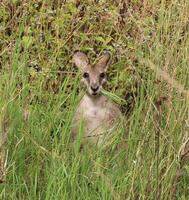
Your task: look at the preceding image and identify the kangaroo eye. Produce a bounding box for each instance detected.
[100,73,106,79]
[83,72,89,78]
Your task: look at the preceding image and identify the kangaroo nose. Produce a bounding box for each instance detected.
[91,86,99,92]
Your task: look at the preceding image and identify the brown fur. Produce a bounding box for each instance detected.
[72,52,124,146]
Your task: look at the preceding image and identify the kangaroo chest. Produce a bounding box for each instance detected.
[76,95,119,136]
[72,94,122,144]
[80,95,111,121]
[84,103,107,121]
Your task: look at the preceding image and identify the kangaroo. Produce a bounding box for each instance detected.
[72,51,124,146]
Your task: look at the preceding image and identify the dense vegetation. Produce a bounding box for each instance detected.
[0,0,189,199]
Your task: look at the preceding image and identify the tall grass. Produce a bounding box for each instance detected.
[0,0,189,199]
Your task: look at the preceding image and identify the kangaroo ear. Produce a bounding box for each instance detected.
[73,52,89,71]
[96,51,111,71]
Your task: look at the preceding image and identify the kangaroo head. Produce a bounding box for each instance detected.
[73,51,111,96]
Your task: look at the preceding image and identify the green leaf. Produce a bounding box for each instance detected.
[22,36,33,49]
